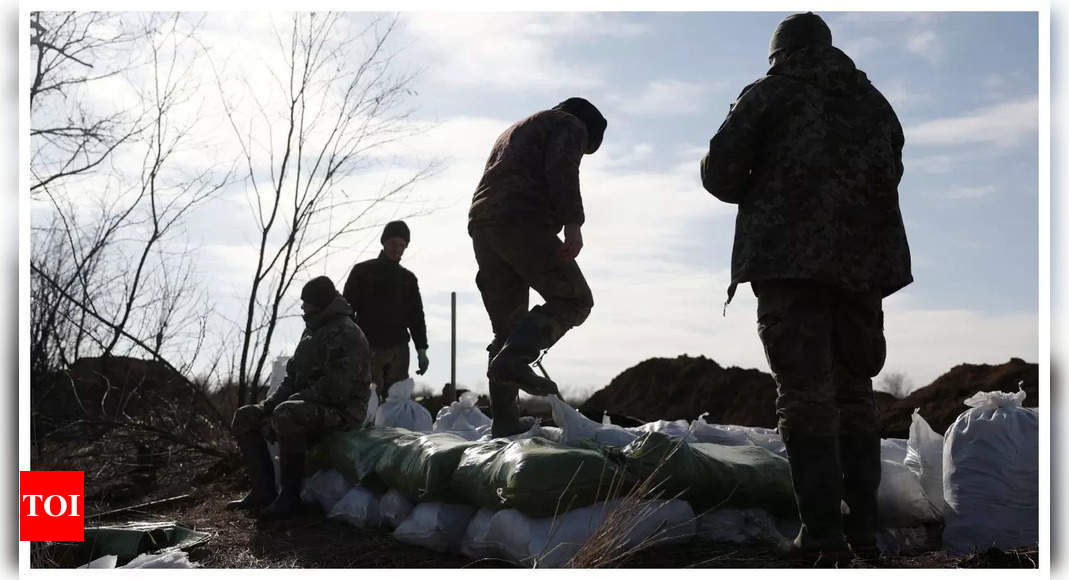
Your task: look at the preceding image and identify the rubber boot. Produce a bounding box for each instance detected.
[490,381,527,438]
[783,433,853,567]
[487,312,560,396]
[259,449,305,521]
[225,432,277,511]
[840,431,883,562]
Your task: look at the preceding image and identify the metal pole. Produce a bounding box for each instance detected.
[449,291,457,402]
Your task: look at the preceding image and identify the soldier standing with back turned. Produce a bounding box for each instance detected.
[700,13,912,565]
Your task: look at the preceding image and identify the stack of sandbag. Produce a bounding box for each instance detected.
[375,378,433,431]
[433,392,492,441]
[621,431,797,517]
[942,389,1038,555]
[689,415,786,457]
[393,501,477,553]
[375,432,479,502]
[327,485,383,528]
[451,437,630,516]
[306,427,421,492]
[300,469,350,511]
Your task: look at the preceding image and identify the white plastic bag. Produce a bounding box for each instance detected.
[904,409,944,517]
[546,396,638,447]
[697,508,790,550]
[300,469,349,511]
[120,550,197,568]
[327,486,382,528]
[374,378,433,431]
[881,438,909,465]
[460,508,499,560]
[942,389,1039,555]
[393,502,477,553]
[689,415,753,446]
[878,459,939,527]
[635,419,696,443]
[379,488,416,529]
[365,383,379,427]
[433,391,491,440]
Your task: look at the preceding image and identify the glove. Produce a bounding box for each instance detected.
[416,349,429,375]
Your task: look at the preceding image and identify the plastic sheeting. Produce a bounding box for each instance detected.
[375,432,478,502]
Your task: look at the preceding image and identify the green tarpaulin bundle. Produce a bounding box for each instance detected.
[307,427,421,492]
[450,437,630,518]
[375,432,479,502]
[621,431,797,517]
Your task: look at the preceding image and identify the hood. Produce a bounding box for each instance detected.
[304,294,354,331]
[768,45,871,96]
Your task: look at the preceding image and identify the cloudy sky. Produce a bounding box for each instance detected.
[33,11,1040,401]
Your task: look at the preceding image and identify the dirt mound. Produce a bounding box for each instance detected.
[877,357,1038,438]
[580,355,779,427]
[579,355,1039,437]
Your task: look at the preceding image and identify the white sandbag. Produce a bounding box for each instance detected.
[635,419,696,443]
[689,415,752,446]
[433,391,491,440]
[460,508,499,560]
[327,485,382,528]
[393,501,477,553]
[486,499,696,568]
[120,550,197,568]
[300,469,349,511]
[374,378,433,432]
[942,389,1039,555]
[365,383,379,427]
[878,459,939,527]
[79,555,119,569]
[881,438,909,464]
[904,409,944,516]
[379,488,416,529]
[475,423,561,443]
[742,426,787,457]
[546,396,638,447]
[696,508,791,550]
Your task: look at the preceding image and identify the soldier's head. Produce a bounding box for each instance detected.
[380,220,410,262]
[768,12,832,66]
[553,97,607,154]
[300,275,338,315]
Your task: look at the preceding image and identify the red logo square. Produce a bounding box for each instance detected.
[20,471,84,541]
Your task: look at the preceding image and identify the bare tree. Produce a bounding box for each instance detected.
[876,371,914,399]
[208,13,436,405]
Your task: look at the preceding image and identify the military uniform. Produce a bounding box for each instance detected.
[701,32,910,561]
[342,252,426,393]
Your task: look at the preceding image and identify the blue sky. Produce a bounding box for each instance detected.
[32,11,1040,401]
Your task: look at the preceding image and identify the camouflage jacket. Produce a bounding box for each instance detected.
[264,295,371,425]
[700,45,912,304]
[469,109,588,233]
[342,252,427,350]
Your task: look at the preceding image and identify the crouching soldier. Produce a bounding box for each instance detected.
[227,276,371,520]
[468,97,606,437]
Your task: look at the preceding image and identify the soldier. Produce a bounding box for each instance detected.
[342,220,429,398]
[700,13,912,565]
[227,276,371,520]
[468,97,606,437]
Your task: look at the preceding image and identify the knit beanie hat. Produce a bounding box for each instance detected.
[553,97,607,154]
[300,276,338,310]
[381,220,410,245]
[769,12,832,60]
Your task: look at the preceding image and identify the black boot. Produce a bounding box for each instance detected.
[783,433,853,567]
[259,449,305,521]
[225,432,277,511]
[840,431,883,561]
[488,312,560,396]
[489,381,537,438]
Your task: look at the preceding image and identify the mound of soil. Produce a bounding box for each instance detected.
[579,355,1039,437]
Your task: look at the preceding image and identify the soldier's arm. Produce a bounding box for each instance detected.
[545,121,586,227]
[700,81,767,204]
[408,273,429,351]
[300,327,362,407]
[341,264,362,319]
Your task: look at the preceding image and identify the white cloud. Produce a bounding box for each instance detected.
[904,154,954,174]
[943,184,999,200]
[906,29,944,63]
[838,36,883,60]
[611,79,722,116]
[906,97,1038,148]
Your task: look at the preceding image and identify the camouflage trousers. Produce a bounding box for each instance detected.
[370,344,410,398]
[471,225,594,354]
[231,400,350,451]
[753,279,886,440]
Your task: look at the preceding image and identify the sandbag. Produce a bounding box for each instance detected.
[484,499,695,568]
[878,459,939,527]
[635,419,695,443]
[942,389,1039,555]
[477,424,562,444]
[327,485,382,528]
[433,392,491,440]
[621,431,796,516]
[375,378,433,431]
[392,501,477,553]
[306,427,421,492]
[459,508,499,560]
[375,432,478,502]
[300,469,349,511]
[696,508,790,550]
[451,437,629,517]
[547,396,638,447]
[689,415,752,446]
[365,384,379,427]
[881,438,909,464]
[380,488,415,529]
[904,409,944,517]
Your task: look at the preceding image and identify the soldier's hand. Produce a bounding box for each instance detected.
[559,223,583,261]
[416,349,429,375]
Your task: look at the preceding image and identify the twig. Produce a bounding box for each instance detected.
[86,493,192,519]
